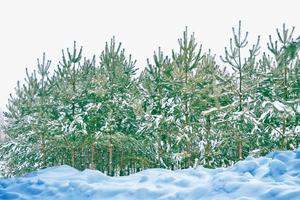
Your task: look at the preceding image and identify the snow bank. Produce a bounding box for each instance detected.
[1,150,300,200]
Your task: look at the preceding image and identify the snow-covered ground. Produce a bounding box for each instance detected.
[0,150,300,200]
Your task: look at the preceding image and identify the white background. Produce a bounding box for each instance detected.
[0,0,299,110]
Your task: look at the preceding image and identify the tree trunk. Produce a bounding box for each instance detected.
[238,50,243,160]
[205,115,211,157]
[90,142,95,169]
[238,141,243,160]
[157,134,161,167]
[282,66,288,150]
[282,117,287,149]
[108,143,113,176]
[184,66,191,166]
[120,151,124,176]
[41,137,46,168]
[72,149,75,167]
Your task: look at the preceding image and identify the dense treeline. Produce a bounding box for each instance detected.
[0,22,299,176]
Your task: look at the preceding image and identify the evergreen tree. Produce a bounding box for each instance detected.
[94,37,142,175]
[171,27,203,167]
[0,54,52,175]
[1,22,299,177]
[49,42,88,168]
[139,47,179,168]
[221,21,261,160]
[193,52,234,167]
[258,24,300,150]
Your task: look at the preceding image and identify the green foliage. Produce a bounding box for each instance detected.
[1,22,300,177]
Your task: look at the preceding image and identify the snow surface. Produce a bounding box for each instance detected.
[1,150,300,200]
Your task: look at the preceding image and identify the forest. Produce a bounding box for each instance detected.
[0,21,299,177]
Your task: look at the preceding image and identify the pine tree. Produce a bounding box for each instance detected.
[259,24,300,150]
[49,42,87,168]
[221,21,261,160]
[36,53,51,168]
[95,37,141,175]
[139,47,178,168]
[0,54,52,175]
[193,52,233,167]
[1,23,299,177]
[171,27,203,167]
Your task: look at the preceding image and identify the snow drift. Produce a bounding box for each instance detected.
[1,150,300,200]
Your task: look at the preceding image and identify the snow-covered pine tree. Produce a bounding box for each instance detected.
[258,24,300,150]
[49,42,90,168]
[192,52,234,168]
[171,27,204,167]
[1,23,298,177]
[0,54,52,175]
[95,37,141,175]
[139,47,180,169]
[290,59,300,148]
[36,54,52,168]
[221,21,261,160]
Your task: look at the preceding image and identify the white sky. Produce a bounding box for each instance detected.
[0,0,300,110]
